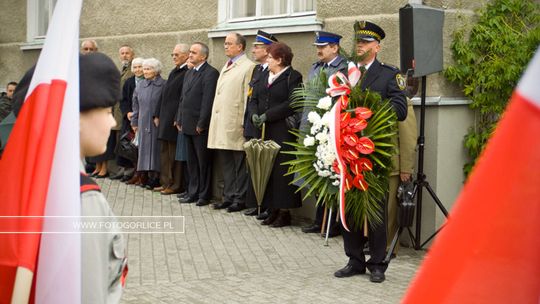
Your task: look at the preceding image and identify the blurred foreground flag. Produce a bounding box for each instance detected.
[0,0,83,303]
[403,47,540,303]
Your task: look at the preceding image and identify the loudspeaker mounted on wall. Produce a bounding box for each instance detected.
[399,4,444,77]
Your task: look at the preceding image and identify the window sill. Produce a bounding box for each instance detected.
[20,40,45,51]
[208,15,323,38]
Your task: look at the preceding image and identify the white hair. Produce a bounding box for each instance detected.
[175,43,190,54]
[131,57,144,72]
[142,58,162,74]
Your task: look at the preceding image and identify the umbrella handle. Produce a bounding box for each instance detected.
[262,123,266,141]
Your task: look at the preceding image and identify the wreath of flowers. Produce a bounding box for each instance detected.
[284,62,398,230]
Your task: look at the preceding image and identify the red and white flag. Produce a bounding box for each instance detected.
[0,1,83,303]
[403,47,540,303]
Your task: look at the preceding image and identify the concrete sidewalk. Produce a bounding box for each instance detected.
[98,178,425,304]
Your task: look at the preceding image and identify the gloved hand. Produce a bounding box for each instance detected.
[251,114,261,128]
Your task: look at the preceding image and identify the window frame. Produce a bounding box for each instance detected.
[226,0,316,23]
[22,0,56,50]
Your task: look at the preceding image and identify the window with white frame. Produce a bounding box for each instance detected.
[228,0,316,21]
[26,0,57,44]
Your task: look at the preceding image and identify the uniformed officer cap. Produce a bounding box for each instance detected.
[313,31,342,46]
[354,21,385,42]
[11,52,120,115]
[253,30,279,45]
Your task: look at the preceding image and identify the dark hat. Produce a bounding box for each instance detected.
[79,52,121,112]
[354,21,385,42]
[253,30,278,45]
[313,31,342,46]
[12,52,121,116]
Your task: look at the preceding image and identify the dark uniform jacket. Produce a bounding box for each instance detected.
[155,65,188,141]
[243,64,269,139]
[361,59,407,121]
[177,62,219,136]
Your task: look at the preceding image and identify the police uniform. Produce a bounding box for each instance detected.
[244,30,278,212]
[336,21,407,283]
[301,31,349,235]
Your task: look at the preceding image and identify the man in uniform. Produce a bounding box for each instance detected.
[301,31,348,236]
[243,30,279,217]
[333,21,407,283]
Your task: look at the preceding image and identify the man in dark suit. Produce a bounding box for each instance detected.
[243,30,278,217]
[333,21,407,283]
[153,44,190,195]
[176,42,219,205]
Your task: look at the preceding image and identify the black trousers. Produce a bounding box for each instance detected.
[341,199,388,273]
[218,149,247,204]
[185,132,213,200]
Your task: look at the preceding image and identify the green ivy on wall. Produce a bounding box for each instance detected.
[444,0,540,177]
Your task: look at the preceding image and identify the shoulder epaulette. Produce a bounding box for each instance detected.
[80,172,101,193]
[380,62,399,71]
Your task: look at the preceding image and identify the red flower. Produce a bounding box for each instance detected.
[343,148,359,162]
[353,174,368,191]
[356,137,375,155]
[350,160,363,176]
[357,158,373,171]
[354,107,373,120]
[332,160,341,174]
[348,118,368,132]
[340,112,351,124]
[343,133,359,147]
[344,173,353,192]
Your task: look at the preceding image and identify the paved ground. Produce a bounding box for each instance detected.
[98,178,425,304]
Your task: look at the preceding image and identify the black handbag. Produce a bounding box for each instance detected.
[397,180,416,228]
[285,112,301,129]
[116,130,138,162]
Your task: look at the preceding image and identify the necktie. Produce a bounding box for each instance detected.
[323,63,328,69]
[227,60,233,68]
[359,65,367,74]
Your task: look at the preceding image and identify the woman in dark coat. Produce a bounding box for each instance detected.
[131,58,164,189]
[248,42,303,227]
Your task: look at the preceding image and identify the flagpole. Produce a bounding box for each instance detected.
[11,267,33,304]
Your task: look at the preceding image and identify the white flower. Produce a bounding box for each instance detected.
[332,180,340,186]
[320,113,332,127]
[303,136,315,147]
[310,124,321,135]
[317,96,332,110]
[315,132,328,143]
[307,111,321,124]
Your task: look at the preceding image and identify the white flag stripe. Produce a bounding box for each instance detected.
[33,1,83,303]
[517,48,540,107]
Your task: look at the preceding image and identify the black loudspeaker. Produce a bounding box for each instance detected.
[399,4,444,77]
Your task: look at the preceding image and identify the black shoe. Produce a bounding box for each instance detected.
[95,173,109,179]
[226,203,246,213]
[179,196,197,204]
[213,201,232,210]
[176,191,188,199]
[109,174,123,180]
[120,175,132,182]
[195,199,211,207]
[301,224,321,233]
[334,265,366,278]
[256,210,270,220]
[243,208,258,216]
[369,269,385,283]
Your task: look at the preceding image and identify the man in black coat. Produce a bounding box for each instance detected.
[153,44,190,194]
[333,21,407,284]
[176,42,219,205]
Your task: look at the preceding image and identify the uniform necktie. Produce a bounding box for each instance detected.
[227,60,233,68]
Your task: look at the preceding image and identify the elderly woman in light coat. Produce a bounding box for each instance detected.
[131,58,164,189]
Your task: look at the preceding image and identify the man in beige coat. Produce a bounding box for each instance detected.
[208,32,255,212]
